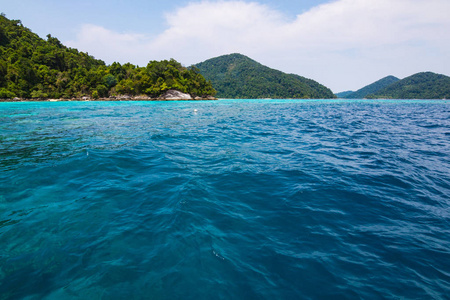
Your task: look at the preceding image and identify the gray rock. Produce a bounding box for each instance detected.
[158,90,192,100]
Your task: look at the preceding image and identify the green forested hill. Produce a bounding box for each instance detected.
[0,14,215,99]
[343,76,399,99]
[367,72,450,99]
[194,53,336,99]
[335,91,354,98]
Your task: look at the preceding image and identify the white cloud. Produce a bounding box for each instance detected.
[66,25,152,66]
[67,0,450,91]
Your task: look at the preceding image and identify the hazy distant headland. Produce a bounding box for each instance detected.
[336,76,400,99]
[337,73,450,99]
[0,14,449,101]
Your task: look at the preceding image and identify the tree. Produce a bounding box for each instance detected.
[103,74,117,88]
[0,87,16,98]
[31,90,48,98]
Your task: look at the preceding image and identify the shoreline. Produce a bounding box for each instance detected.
[0,96,219,103]
[1,98,445,103]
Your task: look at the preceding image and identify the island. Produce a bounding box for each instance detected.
[194,53,336,99]
[337,73,450,99]
[0,15,217,101]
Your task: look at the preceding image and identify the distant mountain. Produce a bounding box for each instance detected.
[194,53,336,99]
[366,72,450,99]
[342,76,400,99]
[335,91,354,98]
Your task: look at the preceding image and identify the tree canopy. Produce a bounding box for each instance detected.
[0,14,216,99]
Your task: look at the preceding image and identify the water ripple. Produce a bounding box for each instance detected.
[0,100,449,299]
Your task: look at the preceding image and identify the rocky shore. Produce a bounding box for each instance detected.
[0,90,218,102]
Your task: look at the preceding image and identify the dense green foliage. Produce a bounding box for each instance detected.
[194,53,336,99]
[0,14,215,99]
[342,76,400,99]
[367,72,450,99]
[335,91,354,98]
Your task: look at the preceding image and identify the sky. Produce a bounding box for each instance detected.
[1,0,449,92]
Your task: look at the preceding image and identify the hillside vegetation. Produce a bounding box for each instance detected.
[194,53,336,99]
[342,76,399,99]
[335,91,354,98]
[367,72,450,99]
[0,14,215,99]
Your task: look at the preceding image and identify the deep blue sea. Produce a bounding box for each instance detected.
[0,99,449,299]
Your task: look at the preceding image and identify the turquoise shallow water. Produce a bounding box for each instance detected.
[0,99,449,299]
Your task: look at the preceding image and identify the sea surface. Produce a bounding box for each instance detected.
[0,99,449,299]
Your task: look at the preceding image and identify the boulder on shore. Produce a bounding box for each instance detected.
[158,90,192,100]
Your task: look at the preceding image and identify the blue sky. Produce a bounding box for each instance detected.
[1,0,330,43]
[1,0,449,92]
